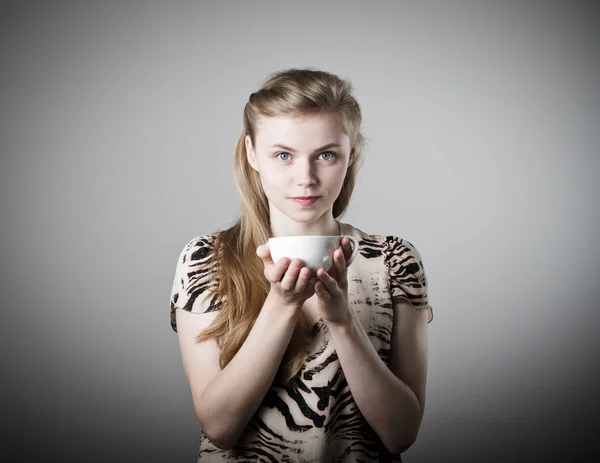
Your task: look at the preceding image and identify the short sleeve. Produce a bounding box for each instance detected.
[382,236,434,324]
[169,234,223,332]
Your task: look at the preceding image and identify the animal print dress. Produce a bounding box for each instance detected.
[169,221,433,462]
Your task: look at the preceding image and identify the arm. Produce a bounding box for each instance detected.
[176,292,301,450]
[327,298,429,454]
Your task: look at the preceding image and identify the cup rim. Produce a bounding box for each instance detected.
[268,235,347,241]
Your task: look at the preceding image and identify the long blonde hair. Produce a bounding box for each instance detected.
[196,68,366,386]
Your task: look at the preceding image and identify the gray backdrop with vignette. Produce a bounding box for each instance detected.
[2,0,598,461]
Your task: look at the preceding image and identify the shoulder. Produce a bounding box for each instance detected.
[341,221,421,261]
[343,222,433,321]
[339,221,388,257]
[171,233,221,286]
[380,235,425,268]
[170,232,223,330]
[381,235,432,323]
[176,233,220,263]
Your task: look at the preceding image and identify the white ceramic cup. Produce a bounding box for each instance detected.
[268,235,360,273]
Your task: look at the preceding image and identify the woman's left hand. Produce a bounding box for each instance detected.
[314,237,355,327]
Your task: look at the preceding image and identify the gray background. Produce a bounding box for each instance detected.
[2,0,598,461]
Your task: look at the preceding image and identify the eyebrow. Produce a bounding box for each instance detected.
[270,142,342,153]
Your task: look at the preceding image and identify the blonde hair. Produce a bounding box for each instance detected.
[196,68,366,386]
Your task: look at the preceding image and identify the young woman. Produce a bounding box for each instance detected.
[169,68,434,462]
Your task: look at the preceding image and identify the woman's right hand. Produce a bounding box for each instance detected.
[256,243,316,310]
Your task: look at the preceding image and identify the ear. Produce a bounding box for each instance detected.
[348,147,355,167]
[245,135,259,172]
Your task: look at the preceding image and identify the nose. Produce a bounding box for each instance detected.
[295,159,317,188]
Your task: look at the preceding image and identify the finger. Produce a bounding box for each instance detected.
[334,247,346,271]
[294,267,312,292]
[337,238,348,261]
[314,280,332,300]
[326,248,344,277]
[342,238,353,262]
[269,257,290,282]
[256,244,274,266]
[317,267,338,294]
[280,259,303,291]
[336,247,346,268]
[336,238,349,263]
[334,248,348,287]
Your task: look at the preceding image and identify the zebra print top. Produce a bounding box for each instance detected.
[170,221,433,462]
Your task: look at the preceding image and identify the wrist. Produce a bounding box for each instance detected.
[265,291,303,317]
[325,309,356,334]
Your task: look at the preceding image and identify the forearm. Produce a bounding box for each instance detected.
[328,313,422,453]
[199,293,300,448]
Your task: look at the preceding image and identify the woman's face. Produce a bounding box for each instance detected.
[245,113,353,223]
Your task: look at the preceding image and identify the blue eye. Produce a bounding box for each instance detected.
[275,151,337,162]
[320,151,336,161]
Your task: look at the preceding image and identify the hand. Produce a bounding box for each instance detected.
[314,237,355,327]
[256,243,316,311]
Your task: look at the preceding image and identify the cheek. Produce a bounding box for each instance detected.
[323,168,347,187]
[258,168,286,195]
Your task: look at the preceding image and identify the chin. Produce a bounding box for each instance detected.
[275,203,327,221]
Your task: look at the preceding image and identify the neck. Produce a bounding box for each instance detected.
[269,214,341,238]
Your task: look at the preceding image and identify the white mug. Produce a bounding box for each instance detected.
[268,234,360,273]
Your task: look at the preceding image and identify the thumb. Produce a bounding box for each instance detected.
[256,243,274,267]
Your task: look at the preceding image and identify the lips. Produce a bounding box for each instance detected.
[291,196,320,206]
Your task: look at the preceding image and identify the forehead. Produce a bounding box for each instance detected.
[254,113,347,146]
